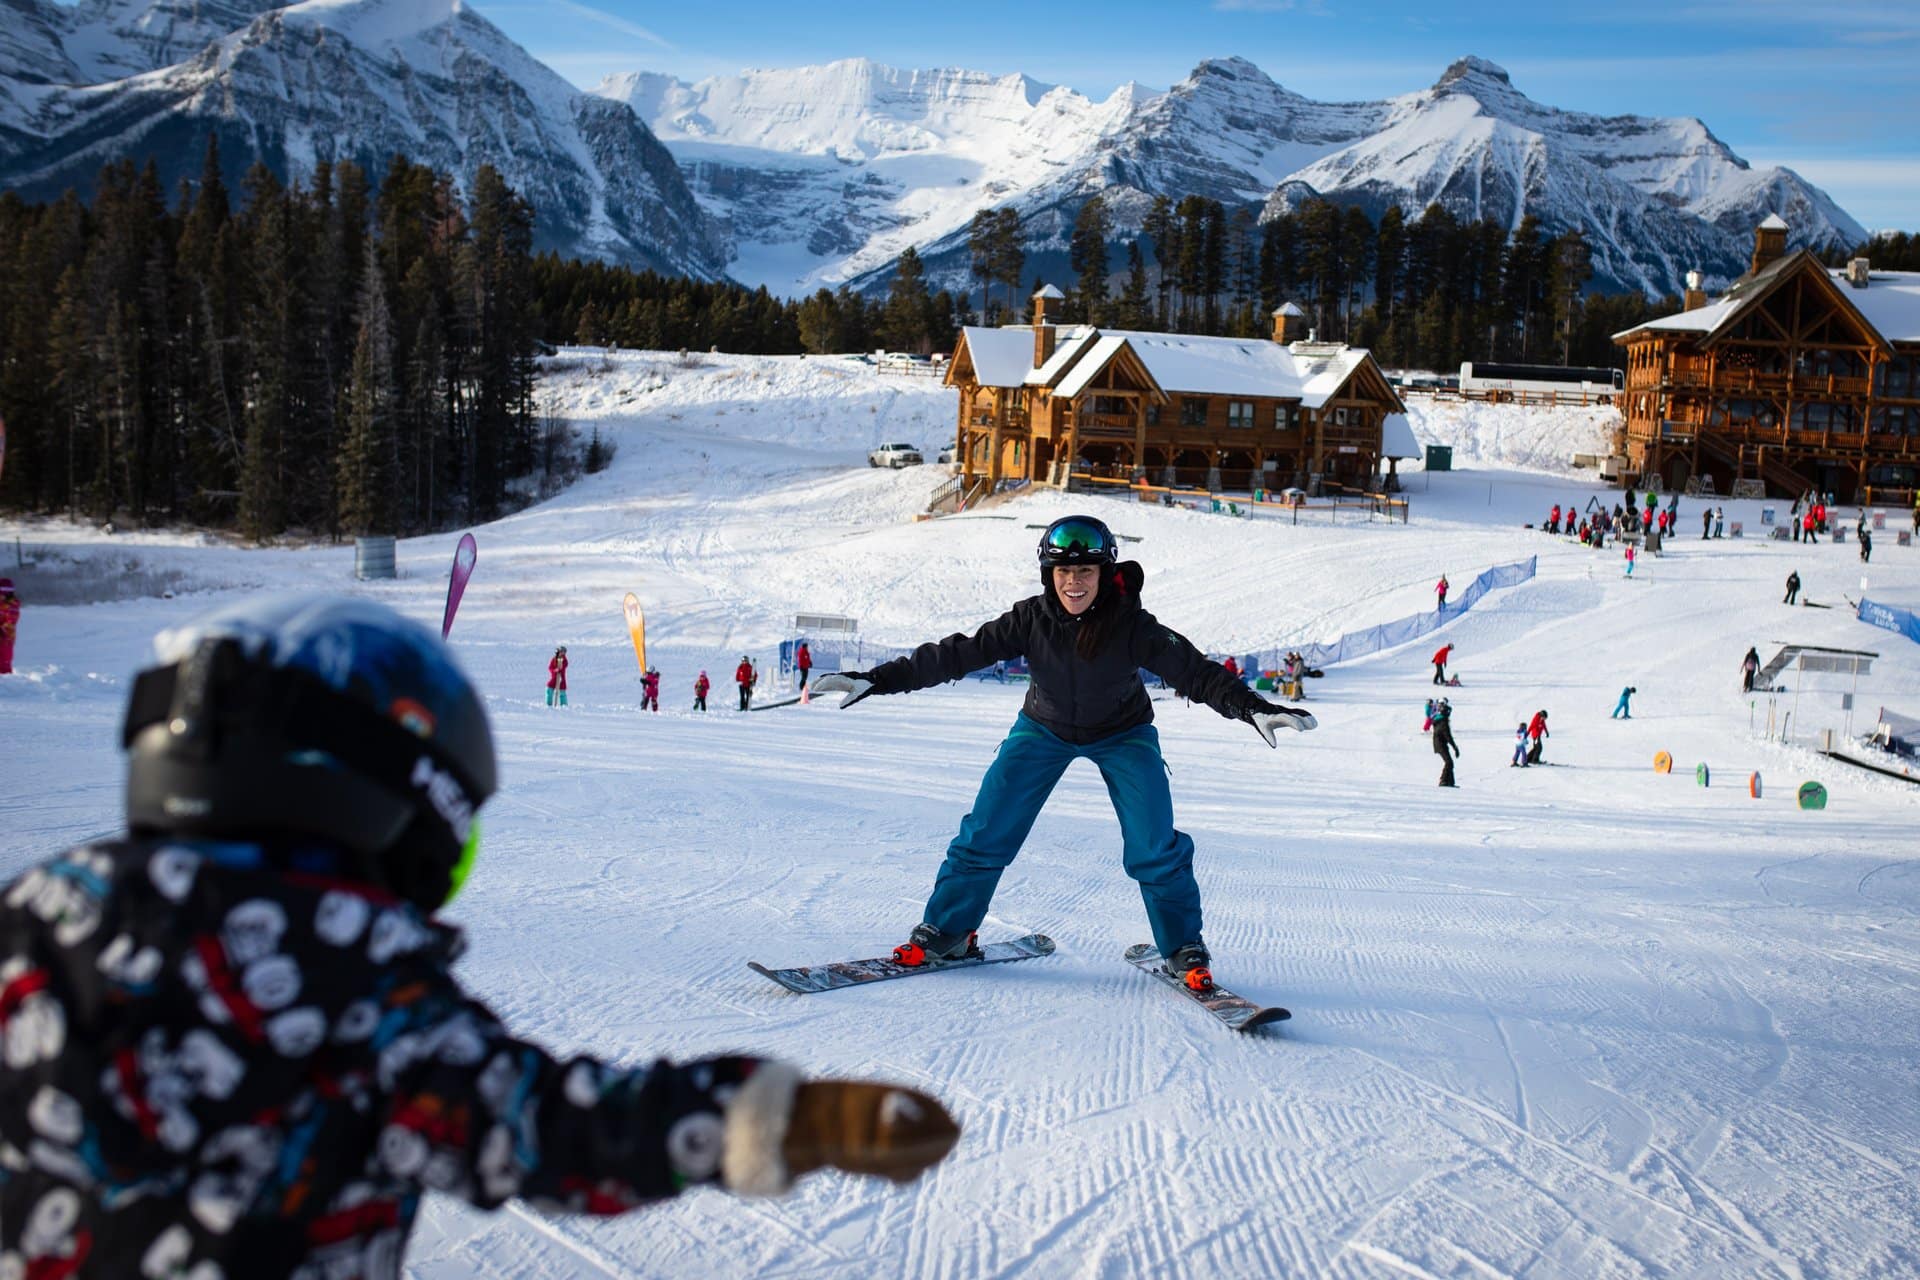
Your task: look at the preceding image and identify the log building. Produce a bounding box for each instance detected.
[1613,217,1920,502]
[944,288,1408,494]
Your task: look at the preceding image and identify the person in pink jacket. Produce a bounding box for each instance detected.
[641,665,661,712]
[547,645,569,708]
[0,578,17,675]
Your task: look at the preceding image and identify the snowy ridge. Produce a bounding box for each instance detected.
[2,349,1919,1277]
[0,0,724,276]
[601,53,1863,298]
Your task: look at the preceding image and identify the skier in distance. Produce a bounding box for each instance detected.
[0,596,959,1278]
[812,514,1315,994]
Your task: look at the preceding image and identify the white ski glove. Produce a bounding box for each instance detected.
[1244,699,1317,747]
[811,672,877,709]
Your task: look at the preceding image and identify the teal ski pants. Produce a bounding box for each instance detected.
[923,713,1203,958]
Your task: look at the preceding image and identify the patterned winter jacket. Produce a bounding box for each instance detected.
[0,837,790,1279]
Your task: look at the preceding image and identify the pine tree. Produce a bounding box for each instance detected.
[1068,195,1111,323]
[990,208,1025,316]
[1116,239,1152,329]
[336,241,396,536]
[881,246,934,352]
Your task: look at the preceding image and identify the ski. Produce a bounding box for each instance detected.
[745,694,805,712]
[750,933,1055,994]
[1124,944,1290,1032]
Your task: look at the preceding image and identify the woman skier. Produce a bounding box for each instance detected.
[0,595,958,1279]
[547,645,569,708]
[812,514,1315,992]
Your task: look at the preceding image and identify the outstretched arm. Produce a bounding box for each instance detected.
[816,606,1029,708]
[1133,614,1315,745]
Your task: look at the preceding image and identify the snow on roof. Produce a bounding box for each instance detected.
[1276,302,1306,316]
[1052,335,1135,400]
[1759,213,1789,231]
[1827,269,1920,344]
[1614,293,1742,340]
[961,327,1038,387]
[1033,284,1065,299]
[1381,412,1421,460]
[1025,326,1098,387]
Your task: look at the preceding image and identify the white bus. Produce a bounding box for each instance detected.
[1459,362,1623,404]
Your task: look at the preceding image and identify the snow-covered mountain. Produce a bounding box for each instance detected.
[599,54,1865,299]
[0,0,725,278]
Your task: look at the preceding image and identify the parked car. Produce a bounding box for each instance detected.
[936,441,959,465]
[868,442,923,468]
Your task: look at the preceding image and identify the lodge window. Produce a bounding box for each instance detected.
[1180,398,1209,427]
[1093,395,1128,416]
[1790,403,1858,432]
[1874,355,1917,398]
[1870,406,1917,436]
[1146,404,1161,426]
[1275,405,1296,431]
[1227,401,1255,429]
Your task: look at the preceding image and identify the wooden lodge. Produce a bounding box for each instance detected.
[943,288,1411,496]
[1613,216,1920,502]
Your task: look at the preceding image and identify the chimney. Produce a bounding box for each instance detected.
[1031,284,1064,367]
[1272,301,1308,344]
[1750,214,1789,274]
[1846,257,1871,289]
[1683,270,1707,312]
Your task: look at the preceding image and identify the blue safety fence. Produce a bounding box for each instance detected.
[1858,597,1920,646]
[1231,556,1538,675]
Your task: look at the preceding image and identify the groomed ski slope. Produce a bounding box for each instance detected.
[3,350,1918,1279]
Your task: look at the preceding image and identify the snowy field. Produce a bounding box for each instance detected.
[4,350,1919,1278]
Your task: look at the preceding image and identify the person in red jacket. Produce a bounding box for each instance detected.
[1222,654,1239,680]
[641,665,661,712]
[1526,708,1550,764]
[1432,642,1454,685]
[736,655,756,710]
[694,670,710,711]
[547,645,568,708]
[796,640,813,690]
[0,595,959,1280]
[0,577,17,675]
[1548,504,1561,534]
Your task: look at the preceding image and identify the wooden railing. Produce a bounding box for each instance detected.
[1665,368,1871,397]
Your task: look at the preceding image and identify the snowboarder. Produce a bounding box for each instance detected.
[1784,570,1801,605]
[1432,700,1460,787]
[736,655,756,710]
[0,595,959,1280]
[0,577,17,675]
[810,514,1315,995]
[796,640,813,691]
[694,670,710,711]
[1741,646,1761,693]
[1511,722,1530,768]
[1432,642,1454,685]
[1613,686,1636,719]
[641,665,661,712]
[1526,709,1549,764]
[1435,574,1450,609]
[547,645,569,708]
[1860,528,1873,563]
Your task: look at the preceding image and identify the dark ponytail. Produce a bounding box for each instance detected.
[1073,561,1145,660]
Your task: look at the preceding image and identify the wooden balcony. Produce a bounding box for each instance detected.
[1664,369,1870,397]
[1069,412,1140,439]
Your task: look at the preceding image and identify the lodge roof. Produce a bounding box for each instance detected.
[1614,248,1920,347]
[957,324,1397,411]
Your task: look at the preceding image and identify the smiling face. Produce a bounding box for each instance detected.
[1052,565,1101,616]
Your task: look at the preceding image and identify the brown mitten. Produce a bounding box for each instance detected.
[782,1081,960,1183]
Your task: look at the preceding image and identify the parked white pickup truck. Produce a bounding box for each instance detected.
[867,442,923,468]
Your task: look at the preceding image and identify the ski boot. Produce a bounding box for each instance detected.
[892,923,982,968]
[1164,942,1213,993]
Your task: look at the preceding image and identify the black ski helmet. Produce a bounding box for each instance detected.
[122,595,497,912]
[1037,515,1118,569]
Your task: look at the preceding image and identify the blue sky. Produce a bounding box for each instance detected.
[481,0,1919,232]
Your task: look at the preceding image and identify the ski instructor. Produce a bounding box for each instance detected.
[812,514,1316,994]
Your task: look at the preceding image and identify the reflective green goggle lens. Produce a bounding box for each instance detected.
[443,819,481,905]
[1045,520,1110,555]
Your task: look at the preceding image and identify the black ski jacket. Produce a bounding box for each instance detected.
[865,561,1257,744]
[0,837,772,1279]
[1431,719,1459,757]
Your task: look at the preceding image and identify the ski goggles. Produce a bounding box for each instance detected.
[1038,517,1116,565]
